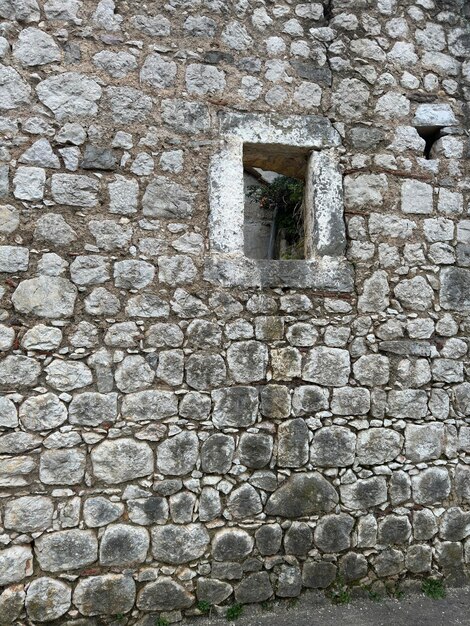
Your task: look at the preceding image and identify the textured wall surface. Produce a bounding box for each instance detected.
[0,0,469,623]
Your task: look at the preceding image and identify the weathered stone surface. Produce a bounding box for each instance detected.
[212,386,258,427]
[284,522,313,556]
[303,347,350,387]
[0,585,25,624]
[235,572,272,604]
[143,177,194,219]
[74,574,136,616]
[19,393,67,431]
[440,267,470,310]
[0,65,31,110]
[378,515,412,545]
[331,387,370,415]
[45,359,92,391]
[37,73,101,121]
[212,528,254,561]
[115,355,154,393]
[157,431,198,476]
[277,418,309,467]
[12,276,77,318]
[314,514,354,553]
[255,524,282,556]
[340,477,388,509]
[0,546,33,585]
[227,483,262,519]
[84,497,124,528]
[227,340,268,383]
[91,439,154,483]
[99,524,149,566]
[201,434,235,473]
[4,496,53,532]
[292,385,329,415]
[266,472,338,518]
[197,578,232,605]
[238,432,273,468]
[373,548,405,577]
[358,270,389,313]
[186,353,226,390]
[26,577,71,622]
[69,392,117,426]
[0,356,40,388]
[162,99,211,134]
[357,429,403,465]
[310,426,356,467]
[151,524,209,564]
[35,530,97,572]
[302,561,336,589]
[405,423,444,462]
[440,507,470,541]
[121,390,177,422]
[40,448,86,485]
[137,577,194,611]
[412,468,451,505]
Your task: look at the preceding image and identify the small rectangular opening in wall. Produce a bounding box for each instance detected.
[243,144,309,260]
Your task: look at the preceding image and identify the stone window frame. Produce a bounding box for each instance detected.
[204,112,354,291]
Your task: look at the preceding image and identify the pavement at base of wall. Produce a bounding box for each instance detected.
[183,587,470,626]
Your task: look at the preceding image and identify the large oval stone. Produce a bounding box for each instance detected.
[265,472,338,518]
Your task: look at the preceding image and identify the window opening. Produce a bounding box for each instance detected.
[416,126,443,160]
[243,144,308,260]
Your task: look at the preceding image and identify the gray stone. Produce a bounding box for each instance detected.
[115,355,154,393]
[357,429,403,465]
[0,65,31,110]
[37,73,101,121]
[143,177,194,219]
[26,577,71,622]
[45,360,92,391]
[260,385,291,418]
[105,86,153,124]
[255,524,282,556]
[331,387,370,415]
[353,354,390,387]
[131,13,170,35]
[340,477,388,509]
[227,340,268,383]
[303,347,350,387]
[121,390,177,422]
[197,578,232,605]
[70,256,110,286]
[390,471,409,506]
[314,514,354,553]
[284,522,312,556]
[277,419,309,468]
[201,434,235,474]
[378,515,411,545]
[227,483,262,519]
[406,544,432,574]
[151,524,209,564]
[34,213,77,246]
[235,572,272,604]
[0,585,25,624]
[83,497,124,528]
[99,524,149,566]
[239,433,273,468]
[292,385,329,415]
[395,276,434,311]
[4,495,53,532]
[310,426,356,467]
[266,472,338,518]
[405,423,444,462]
[0,432,41,455]
[14,27,61,66]
[358,270,390,313]
[186,63,225,95]
[373,548,404,577]
[0,397,17,428]
[13,166,45,200]
[212,386,258,428]
[161,98,211,134]
[19,393,67,431]
[441,267,470,311]
[412,468,451,505]
[40,448,86,485]
[93,50,137,78]
[157,431,198,476]
[413,509,438,541]
[0,356,40,388]
[159,255,197,284]
[108,175,138,215]
[114,260,155,290]
[35,530,97,572]
[0,205,19,234]
[170,491,196,524]
[69,392,117,427]
[340,552,368,582]
[126,293,170,318]
[387,390,428,418]
[302,561,336,589]
[91,438,154,483]
[137,577,194,612]
[440,507,470,541]
[199,487,221,522]
[212,528,254,561]
[51,174,99,207]
[141,53,177,89]
[81,147,117,171]
[277,564,302,598]
[413,103,457,127]
[0,546,32,585]
[186,320,222,349]
[456,464,470,503]
[22,324,62,351]
[74,574,136,616]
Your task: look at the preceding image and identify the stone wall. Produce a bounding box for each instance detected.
[0,0,469,623]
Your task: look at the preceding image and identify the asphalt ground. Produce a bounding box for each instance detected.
[183,586,470,626]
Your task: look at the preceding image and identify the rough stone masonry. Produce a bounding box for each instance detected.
[0,0,469,623]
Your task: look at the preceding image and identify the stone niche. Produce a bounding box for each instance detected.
[205,112,354,291]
